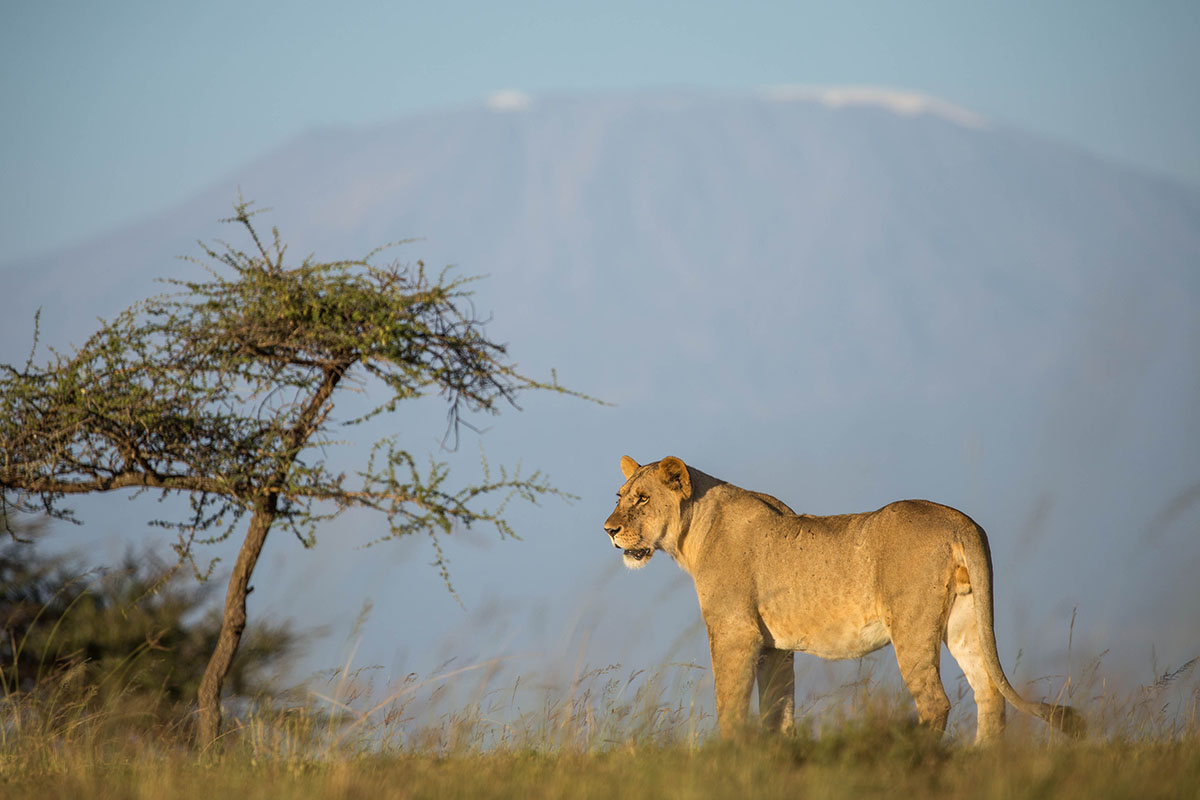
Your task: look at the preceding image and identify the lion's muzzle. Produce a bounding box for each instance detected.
[606,506,655,568]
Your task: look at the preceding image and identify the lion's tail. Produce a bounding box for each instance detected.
[956,523,1086,739]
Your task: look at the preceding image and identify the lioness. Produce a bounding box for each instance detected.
[603,455,1083,742]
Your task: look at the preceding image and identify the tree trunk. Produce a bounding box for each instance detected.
[196,501,275,745]
[194,364,344,746]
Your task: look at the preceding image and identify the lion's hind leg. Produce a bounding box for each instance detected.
[946,591,1006,744]
[890,603,951,734]
[893,644,951,734]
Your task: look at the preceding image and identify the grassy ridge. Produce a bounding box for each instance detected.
[3,585,1197,799]
[2,665,1197,800]
[3,736,1198,799]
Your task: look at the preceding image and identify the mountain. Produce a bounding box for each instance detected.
[4,89,1198,704]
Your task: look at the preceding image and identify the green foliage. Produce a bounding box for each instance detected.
[0,532,300,723]
[0,201,585,580]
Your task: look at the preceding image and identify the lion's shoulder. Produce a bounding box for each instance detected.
[698,482,797,521]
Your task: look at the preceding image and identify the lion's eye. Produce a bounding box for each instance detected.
[635,494,649,504]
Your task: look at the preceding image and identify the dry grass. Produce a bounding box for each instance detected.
[1,646,1198,799]
[3,725,1198,800]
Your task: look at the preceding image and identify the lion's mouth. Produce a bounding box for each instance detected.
[623,548,653,562]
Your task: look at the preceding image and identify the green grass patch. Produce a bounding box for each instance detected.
[2,736,1198,800]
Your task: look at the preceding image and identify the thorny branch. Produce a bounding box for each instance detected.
[1,201,592,575]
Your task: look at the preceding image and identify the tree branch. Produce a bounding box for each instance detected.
[6,471,234,498]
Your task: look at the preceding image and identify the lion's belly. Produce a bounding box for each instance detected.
[763,616,891,660]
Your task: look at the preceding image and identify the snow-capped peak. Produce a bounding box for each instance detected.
[761,84,987,129]
[485,89,534,112]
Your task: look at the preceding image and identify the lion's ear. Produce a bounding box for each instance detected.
[658,456,692,499]
[620,455,640,479]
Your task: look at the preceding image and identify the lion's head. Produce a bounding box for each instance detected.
[603,455,692,570]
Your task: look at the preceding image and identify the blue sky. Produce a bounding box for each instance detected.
[2,1,1198,262]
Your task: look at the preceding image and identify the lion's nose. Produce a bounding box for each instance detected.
[605,524,620,541]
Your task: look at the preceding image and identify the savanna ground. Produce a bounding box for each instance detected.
[2,647,1197,800]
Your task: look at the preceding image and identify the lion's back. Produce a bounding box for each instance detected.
[712,495,984,606]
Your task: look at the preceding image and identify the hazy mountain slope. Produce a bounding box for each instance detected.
[4,91,1198,694]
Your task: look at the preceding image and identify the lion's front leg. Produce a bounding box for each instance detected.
[707,622,762,738]
[757,648,795,733]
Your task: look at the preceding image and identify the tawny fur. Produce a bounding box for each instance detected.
[603,455,1084,743]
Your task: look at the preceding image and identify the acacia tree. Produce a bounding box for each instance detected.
[0,203,583,744]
